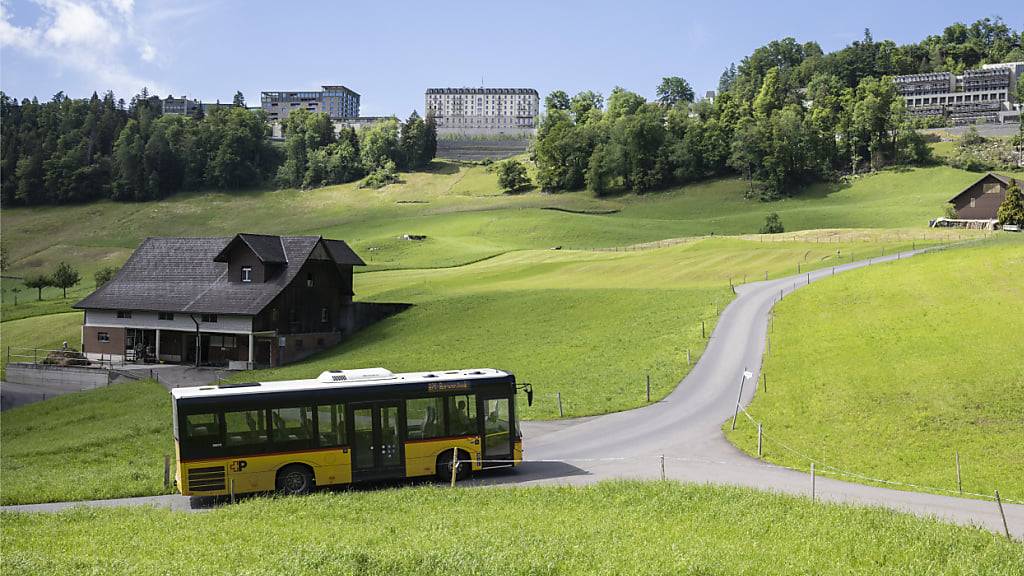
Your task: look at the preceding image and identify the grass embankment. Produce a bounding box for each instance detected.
[3,482,1021,575]
[0,381,174,505]
[727,235,1024,501]
[0,311,82,379]
[0,163,991,322]
[241,233,947,420]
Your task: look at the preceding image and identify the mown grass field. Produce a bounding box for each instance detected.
[0,163,999,322]
[3,481,1021,575]
[0,380,174,505]
[727,235,1024,501]
[237,234,945,420]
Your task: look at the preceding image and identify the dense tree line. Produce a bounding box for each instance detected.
[275,109,436,189]
[537,18,1021,199]
[1,89,276,205]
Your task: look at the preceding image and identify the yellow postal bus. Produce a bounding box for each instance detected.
[171,368,530,496]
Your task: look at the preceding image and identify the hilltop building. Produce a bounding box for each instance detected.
[425,88,539,136]
[894,62,1023,125]
[161,96,234,116]
[74,234,404,369]
[261,86,360,122]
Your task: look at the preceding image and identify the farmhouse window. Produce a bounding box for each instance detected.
[321,308,329,323]
[271,308,279,322]
[97,332,110,342]
[970,198,976,208]
[116,310,132,319]
[159,312,174,321]
[201,314,218,323]
[306,273,314,288]
[241,266,252,283]
[983,183,1000,194]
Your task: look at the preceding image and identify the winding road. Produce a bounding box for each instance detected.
[5,247,1022,539]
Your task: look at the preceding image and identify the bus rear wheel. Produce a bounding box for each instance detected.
[276,464,314,495]
[436,450,471,483]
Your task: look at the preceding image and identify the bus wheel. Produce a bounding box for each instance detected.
[436,450,470,483]
[276,464,314,495]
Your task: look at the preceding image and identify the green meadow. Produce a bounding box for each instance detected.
[3,481,1021,576]
[727,235,1024,501]
[0,380,174,505]
[0,311,82,378]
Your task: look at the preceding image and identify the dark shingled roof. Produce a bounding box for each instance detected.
[214,233,287,264]
[948,172,1019,203]
[74,235,363,315]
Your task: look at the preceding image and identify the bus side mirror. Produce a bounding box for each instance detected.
[526,385,533,407]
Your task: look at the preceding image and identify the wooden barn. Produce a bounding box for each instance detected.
[74,233,403,369]
[947,172,1019,222]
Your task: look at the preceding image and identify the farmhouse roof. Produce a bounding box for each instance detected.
[948,172,1018,203]
[74,234,363,315]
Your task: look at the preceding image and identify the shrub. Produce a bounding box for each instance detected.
[760,212,784,234]
[360,160,400,189]
[496,160,531,193]
[997,184,1024,226]
[943,204,959,219]
[94,265,120,288]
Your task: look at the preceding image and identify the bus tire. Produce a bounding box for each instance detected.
[276,464,314,495]
[436,450,471,483]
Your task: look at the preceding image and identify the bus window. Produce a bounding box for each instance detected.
[224,409,267,450]
[406,397,445,439]
[271,407,313,445]
[317,403,347,447]
[484,398,511,458]
[184,413,220,452]
[447,395,477,436]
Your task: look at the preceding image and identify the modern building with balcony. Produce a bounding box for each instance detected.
[894,62,1023,125]
[261,86,360,122]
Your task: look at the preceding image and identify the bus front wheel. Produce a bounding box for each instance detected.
[276,464,314,495]
[436,450,471,483]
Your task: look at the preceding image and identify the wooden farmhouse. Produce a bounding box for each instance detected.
[74,233,402,368]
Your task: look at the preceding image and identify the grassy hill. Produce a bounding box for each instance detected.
[0,162,999,323]
[3,481,1021,575]
[237,233,944,419]
[727,235,1024,501]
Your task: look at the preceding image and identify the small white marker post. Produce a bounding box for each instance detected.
[730,369,754,431]
[757,423,763,458]
[163,455,171,488]
[955,451,962,495]
[557,392,564,418]
[811,462,816,503]
[450,447,459,488]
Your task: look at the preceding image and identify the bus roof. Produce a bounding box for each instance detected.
[170,368,512,400]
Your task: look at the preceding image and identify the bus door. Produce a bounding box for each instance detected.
[348,402,405,481]
[478,395,513,466]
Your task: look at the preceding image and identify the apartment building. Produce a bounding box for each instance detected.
[425,88,539,136]
[894,62,1023,124]
[261,85,360,122]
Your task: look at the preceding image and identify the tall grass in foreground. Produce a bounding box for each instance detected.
[2,481,1021,575]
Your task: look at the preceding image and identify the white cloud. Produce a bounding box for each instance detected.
[0,0,175,96]
[139,42,155,61]
[43,0,119,46]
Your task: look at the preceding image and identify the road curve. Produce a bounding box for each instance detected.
[509,245,1023,538]
[4,246,1022,539]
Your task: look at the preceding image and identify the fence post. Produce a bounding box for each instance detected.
[701,320,706,339]
[450,447,459,488]
[995,490,1010,539]
[955,451,962,495]
[762,373,767,393]
[686,349,691,365]
[764,271,768,281]
[556,392,563,418]
[811,462,816,503]
[757,423,763,457]
[646,373,651,403]
[660,454,666,481]
[163,454,171,488]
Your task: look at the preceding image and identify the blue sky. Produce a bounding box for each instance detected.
[0,1,1020,116]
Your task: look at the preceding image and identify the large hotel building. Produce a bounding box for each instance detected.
[894,62,1023,124]
[261,86,360,122]
[425,88,539,136]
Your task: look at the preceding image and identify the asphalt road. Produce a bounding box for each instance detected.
[4,246,1022,539]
